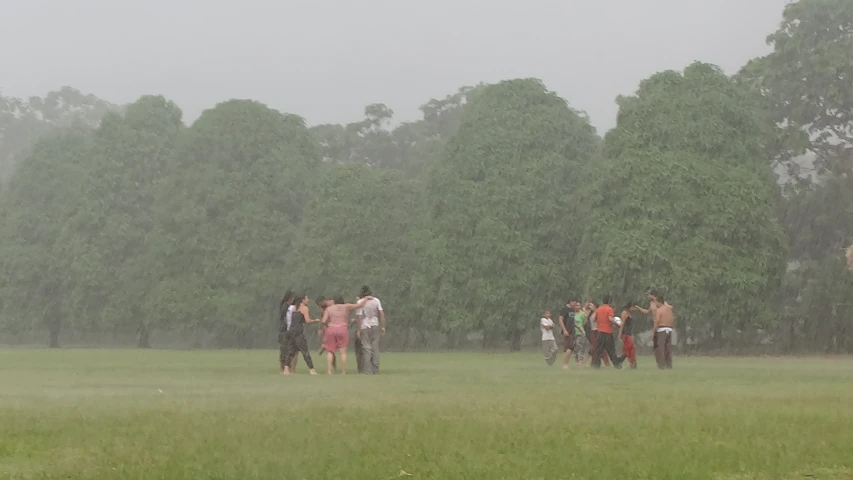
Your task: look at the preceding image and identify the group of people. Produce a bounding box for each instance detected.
[277,285,385,375]
[540,289,674,370]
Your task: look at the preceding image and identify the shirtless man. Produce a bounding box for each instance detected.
[321,295,370,374]
[632,289,660,321]
[651,294,674,369]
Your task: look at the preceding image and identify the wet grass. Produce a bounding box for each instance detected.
[0,349,851,479]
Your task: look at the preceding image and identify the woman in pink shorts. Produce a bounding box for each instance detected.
[321,296,369,374]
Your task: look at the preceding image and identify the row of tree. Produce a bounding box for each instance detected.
[1,0,851,352]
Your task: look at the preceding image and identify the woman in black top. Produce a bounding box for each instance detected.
[618,301,638,369]
[282,294,321,375]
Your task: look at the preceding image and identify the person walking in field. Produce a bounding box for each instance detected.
[652,295,674,369]
[316,296,337,371]
[357,286,385,375]
[558,300,579,369]
[321,295,369,374]
[571,302,588,367]
[592,295,622,369]
[282,294,322,375]
[541,310,558,366]
[353,296,365,373]
[278,291,296,374]
[617,301,638,369]
[585,301,611,367]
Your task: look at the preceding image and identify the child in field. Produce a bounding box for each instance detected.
[541,311,558,366]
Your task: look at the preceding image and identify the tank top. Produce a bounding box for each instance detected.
[622,313,634,336]
[289,310,306,334]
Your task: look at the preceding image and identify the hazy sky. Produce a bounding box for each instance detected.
[0,0,790,133]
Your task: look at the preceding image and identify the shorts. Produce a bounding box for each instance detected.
[573,335,588,361]
[323,325,349,352]
[562,335,575,351]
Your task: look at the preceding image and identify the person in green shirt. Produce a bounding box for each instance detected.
[572,306,588,366]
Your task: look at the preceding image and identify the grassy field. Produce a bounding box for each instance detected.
[0,350,852,480]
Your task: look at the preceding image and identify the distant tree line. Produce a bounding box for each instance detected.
[1,0,851,353]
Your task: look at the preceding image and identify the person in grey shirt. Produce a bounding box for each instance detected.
[356,285,385,375]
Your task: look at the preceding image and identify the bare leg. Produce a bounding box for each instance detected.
[562,349,572,369]
[326,351,335,374]
[339,348,347,374]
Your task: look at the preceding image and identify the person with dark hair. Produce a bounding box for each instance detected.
[353,296,365,373]
[571,301,587,367]
[315,296,337,371]
[585,301,610,367]
[356,285,385,375]
[618,301,638,369]
[278,291,296,374]
[592,295,622,369]
[558,300,578,369]
[652,294,674,369]
[321,295,370,374]
[633,289,660,320]
[282,294,322,375]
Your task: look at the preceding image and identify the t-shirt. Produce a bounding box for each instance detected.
[359,298,383,329]
[595,305,615,334]
[540,317,555,341]
[559,308,573,334]
[573,312,586,336]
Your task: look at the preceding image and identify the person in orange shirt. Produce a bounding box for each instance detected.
[592,295,622,369]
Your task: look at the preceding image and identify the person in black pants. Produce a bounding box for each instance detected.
[278,290,295,374]
[282,294,321,375]
[592,295,622,369]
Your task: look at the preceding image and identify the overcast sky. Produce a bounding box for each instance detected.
[0,0,790,133]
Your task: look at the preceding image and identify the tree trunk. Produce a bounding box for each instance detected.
[48,318,61,348]
[787,315,796,354]
[137,322,151,349]
[712,320,723,347]
[445,331,462,350]
[482,329,502,349]
[509,330,522,352]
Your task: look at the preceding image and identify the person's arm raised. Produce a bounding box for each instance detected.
[345,296,372,311]
[302,305,321,324]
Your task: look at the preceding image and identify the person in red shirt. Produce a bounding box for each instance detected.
[592,295,622,369]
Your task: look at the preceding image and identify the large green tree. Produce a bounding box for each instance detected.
[739,0,853,350]
[0,126,96,346]
[1,87,113,184]
[289,163,422,343]
[149,100,320,347]
[417,78,599,350]
[579,63,788,346]
[74,96,184,347]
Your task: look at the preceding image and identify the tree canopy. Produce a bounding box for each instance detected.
[1,0,852,352]
[579,63,788,342]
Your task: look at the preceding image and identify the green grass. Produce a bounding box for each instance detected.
[1,350,852,480]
